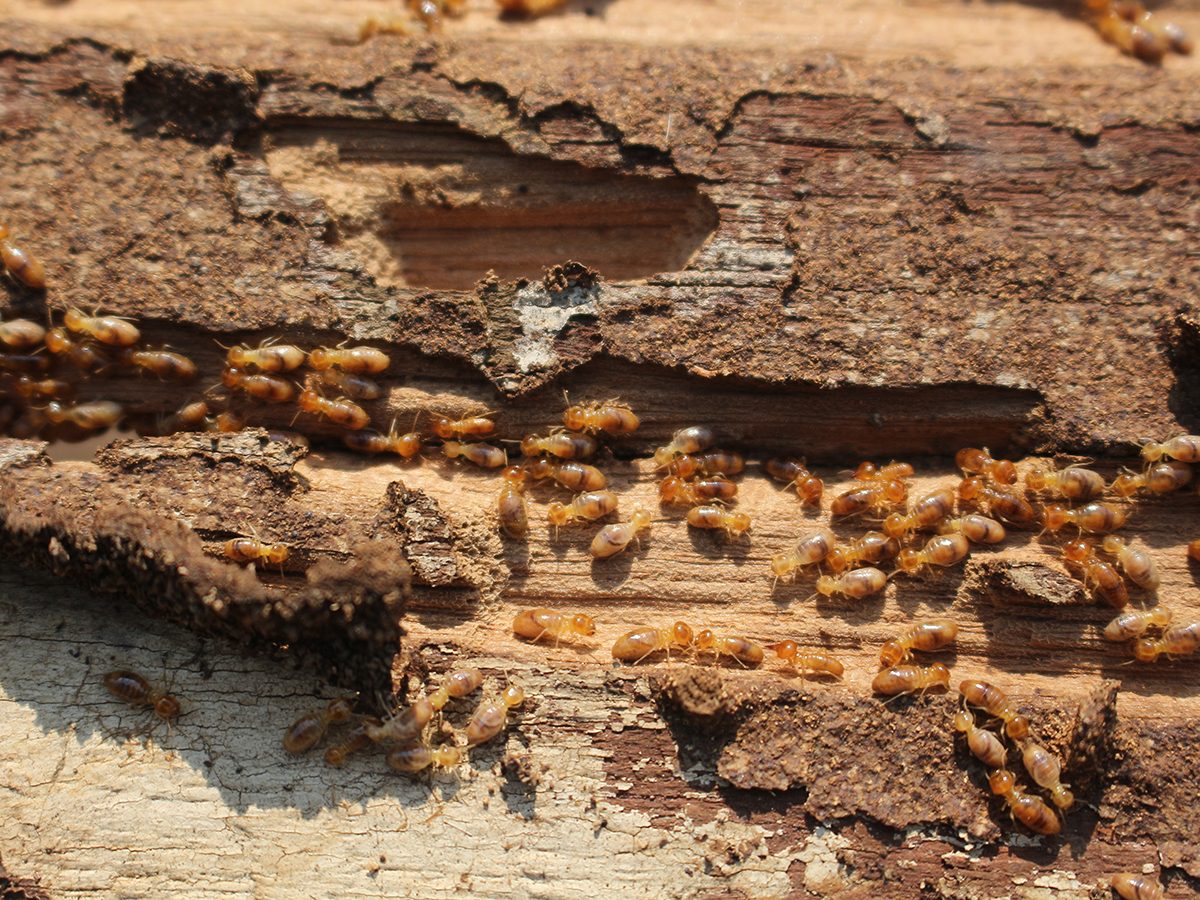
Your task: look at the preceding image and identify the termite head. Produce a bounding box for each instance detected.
[563,405,588,431]
[952,709,973,733]
[1042,504,1069,531]
[671,621,694,647]
[1061,539,1092,563]
[571,613,596,636]
[879,639,905,668]
[693,629,716,652]
[882,513,908,539]
[1100,534,1125,555]
[629,509,653,531]
[1049,784,1074,810]
[987,768,1015,795]
[154,695,182,720]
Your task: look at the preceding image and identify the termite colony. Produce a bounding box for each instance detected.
[279,668,525,777]
[358,0,565,41]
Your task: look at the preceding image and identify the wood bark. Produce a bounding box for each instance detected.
[1,1,1200,897]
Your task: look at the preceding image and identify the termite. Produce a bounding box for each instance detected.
[955,447,1017,484]
[854,460,915,482]
[120,348,198,381]
[766,640,843,679]
[525,458,606,490]
[1141,434,1200,463]
[611,621,695,664]
[770,529,836,581]
[1100,535,1159,591]
[871,662,951,696]
[103,670,182,721]
[1133,622,1200,662]
[0,318,45,349]
[668,450,745,478]
[882,488,956,539]
[387,744,464,774]
[497,465,529,537]
[1042,502,1130,534]
[1104,607,1172,642]
[987,769,1061,836]
[1024,464,1105,500]
[562,398,639,435]
[1110,872,1164,900]
[224,341,305,373]
[430,413,495,440]
[45,400,122,431]
[297,387,370,430]
[1019,740,1073,809]
[895,534,970,576]
[0,225,46,288]
[428,668,485,710]
[764,457,823,505]
[1112,460,1193,496]
[63,308,140,347]
[830,480,908,517]
[512,608,596,645]
[590,509,652,559]
[659,474,737,506]
[938,514,1006,544]
[825,532,899,574]
[282,698,354,754]
[952,709,1007,768]
[464,684,525,746]
[324,718,380,767]
[443,440,507,468]
[815,567,888,601]
[308,344,390,374]
[959,679,1030,740]
[879,619,959,667]
[221,367,295,403]
[547,490,618,528]
[685,505,751,539]
[521,431,598,459]
[693,629,764,667]
[957,477,1034,524]
[653,426,716,466]
[365,697,435,745]
[223,536,289,567]
[318,368,382,400]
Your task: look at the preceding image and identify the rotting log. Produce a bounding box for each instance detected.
[2,0,1200,897]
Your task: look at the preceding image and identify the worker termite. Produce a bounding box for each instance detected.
[1089,0,1192,62]
[521,431,598,459]
[297,388,370,430]
[223,341,305,373]
[1104,607,1172,642]
[815,567,888,601]
[429,668,485,710]
[45,400,123,431]
[443,440,508,468]
[1112,460,1193,497]
[882,488,956,539]
[221,367,296,403]
[324,717,380,767]
[825,532,900,574]
[283,698,354,754]
[317,368,382,400]
[1042,501,1129,534]
[956,447,1017,484]
[957,477,1034,524]
[512,607,596,645]
[854,460,915,482]
[365,697,435,745]
[562,398,639,435]
[119,348,197,381]
[0,352,51,374]
[103,670,182,721]
[952,709,1007,768]
[879,619,959,667]
[659,474,738,506]
[871,662,951,696]
[10,375,72,401]
[497,465,529,537]
[1133,622,1200,662]
[612,622,695,664]
[44,327,109,372]
[686,505,752,539]
[1020,740,1073,809]
[0,225,46,288]
[1141,434,1200,463]
[938,514,1006,544]
[959,679,1030,740]
[770,529,835,581]
[987,769,1061,836]
[464,683,525,746]
[895,533,970,576]
[668,450,745,478]
[1024,464,1106,500]
[527,458,606,490]
[547,490,618,527]
[223,536,289,567]
[159,400,209,433]
[693,629,764,667]
[653,426,716,466]
[830,480,908,518]
[497,0,568,18]
[387,743,465,774]
[1099,535,1159,591]
[63,308,140,347]
[590,509,652,559]
[1110,871,1165,900]
[430,412,496,440]
[766,640,844,679]
[342,426,423,459]
[308,344,390,374]
[209,410,246,433]
[764,457,824,505]
[0,318,45,349]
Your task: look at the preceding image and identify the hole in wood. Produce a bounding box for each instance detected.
[261,119,719,290]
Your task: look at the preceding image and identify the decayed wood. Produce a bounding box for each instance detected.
[3,0,1200,896]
